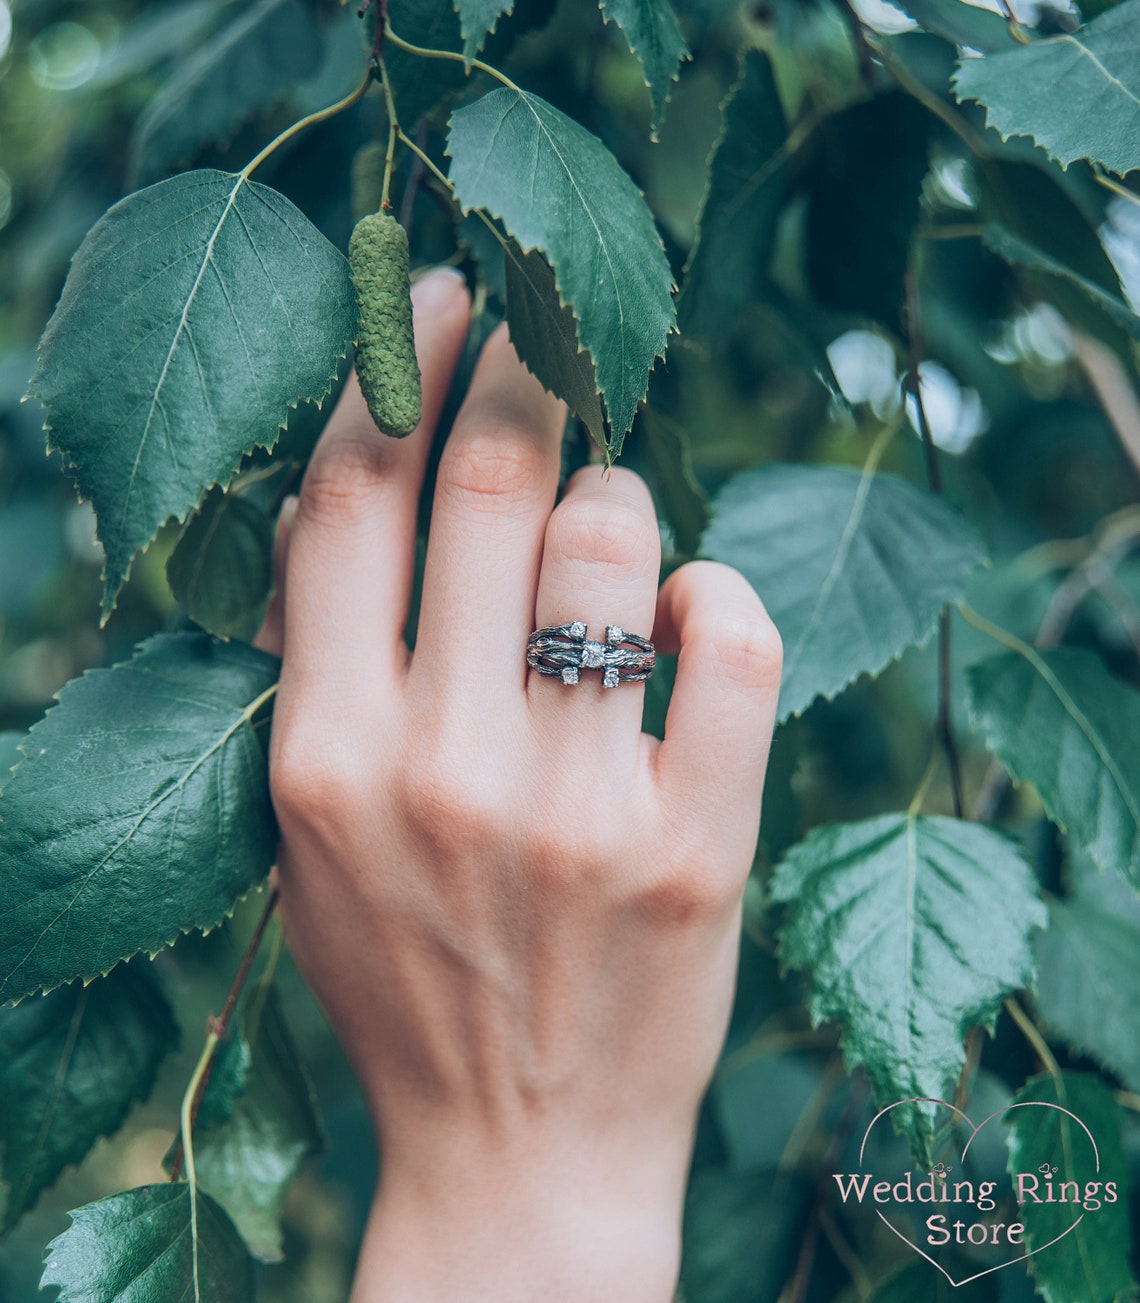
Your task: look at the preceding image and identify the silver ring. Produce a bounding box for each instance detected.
[527,621,656,688]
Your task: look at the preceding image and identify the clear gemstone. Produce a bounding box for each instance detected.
[568,621,587,639]
[602,667,620,688]
[561,665,580,684]
[606,625,624,645]
[581,641,605,669]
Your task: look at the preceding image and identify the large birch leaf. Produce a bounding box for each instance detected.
[967,647,1140,887]
[0,634,279,1003]
[700,464,985,722]
[772,814,1046,1162]
[27,169,356,620]
[953,2,1140,175]
[447,88,675,453]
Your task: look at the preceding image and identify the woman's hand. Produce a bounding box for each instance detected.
[257,267,782,1302]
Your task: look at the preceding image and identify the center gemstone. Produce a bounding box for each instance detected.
[580,641,606,669]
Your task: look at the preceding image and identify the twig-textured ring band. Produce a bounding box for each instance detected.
[527,621,656,688]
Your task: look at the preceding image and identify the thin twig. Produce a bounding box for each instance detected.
[905,269,965,818]
[168,887,280,1181]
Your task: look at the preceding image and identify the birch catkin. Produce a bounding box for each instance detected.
[349,213,422,438]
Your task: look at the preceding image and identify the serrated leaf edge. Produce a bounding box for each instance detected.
[596,0,690,140]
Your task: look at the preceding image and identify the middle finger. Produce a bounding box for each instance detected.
[413,324,566,698]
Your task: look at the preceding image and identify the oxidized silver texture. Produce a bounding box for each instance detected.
[527,621,656,688]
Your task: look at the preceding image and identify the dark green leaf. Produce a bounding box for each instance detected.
[599,0,689,138]
[41,1183,255,1302]
[0,733,22,793]
[0,634,279,1002]
[0,964,177,1235]
[678,50,787,345]
[637,406,709,558]
[1006,1074,1136,1303]
[806,93,931,333]
[28,169,356,619]
[447,88,675,452]
[386,0,465,129]
[130,0,324,184]
[895,0,1020,51]
[982,222,1140,338]
[1036,895,1140,1092]
[504,244,606,450]
[967,647,1140,886]
[681,1168,812,1303]
[953,3,1140,175]
[167,488,275,641]
[771,814,1046,1161]
[700,464,985,722]
[185,988,322,1263]
[456,0,514,59]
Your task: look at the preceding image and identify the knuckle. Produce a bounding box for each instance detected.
[298,435,392,523]
[269,724,369,832]
[546,497,659,576]
[639,860,737,926]
[437,424,547,508]
[397,756,507,850]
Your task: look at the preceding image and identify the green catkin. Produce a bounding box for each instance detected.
[349,212,422,438]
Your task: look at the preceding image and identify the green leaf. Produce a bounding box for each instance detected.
[455,0,514,60]
[771,814,1046,1161]
[699,464,985,722]
[386,0,465,128]
[680,1168,813,1303]
[447,88,675,452]
[967,647,1140,886]
[41,1182,255,1302]
[598,0,689,139]
[167,488,275,642]
[981,222,1140,338]
[129,0,324,184]
[28,169,356,620]
[637,406,709,558]
[504,244,606,450]
[1036,894,1140,1093]
[0,963,178,1235]
[678,50,787,345]
[953,2,1140,175]
[183,988,321,1263]
[894,0,1021,51]
[0,634,279,1003]
[1006,1074,1136,1303]
[0,732,21,792]
[806,93,931,333]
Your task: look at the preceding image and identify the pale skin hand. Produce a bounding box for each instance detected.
[256,267,782,1302]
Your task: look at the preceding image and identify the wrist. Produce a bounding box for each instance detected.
[351,1124,690,1303]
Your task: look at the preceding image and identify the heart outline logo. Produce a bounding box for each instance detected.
[857,1096,1100,1289]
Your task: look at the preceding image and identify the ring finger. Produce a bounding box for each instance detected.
[528,465,661,752]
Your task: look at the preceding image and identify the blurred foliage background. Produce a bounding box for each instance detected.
[1,0,1139,1298]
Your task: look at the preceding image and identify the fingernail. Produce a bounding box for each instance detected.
[413,265,468,309]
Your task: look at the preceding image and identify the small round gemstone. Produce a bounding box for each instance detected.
[568,621,587,639]
[581,641,605,669]
[606,625,624,645]
[602,667,620,688]
[561,665,580,684]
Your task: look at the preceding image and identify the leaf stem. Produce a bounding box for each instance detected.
[384,23,521,93]
[168,885,280,1182]
[905,268,965,819]
[377,55,400,210]
[1005,995,1062,1081]
[242,66,374,180]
